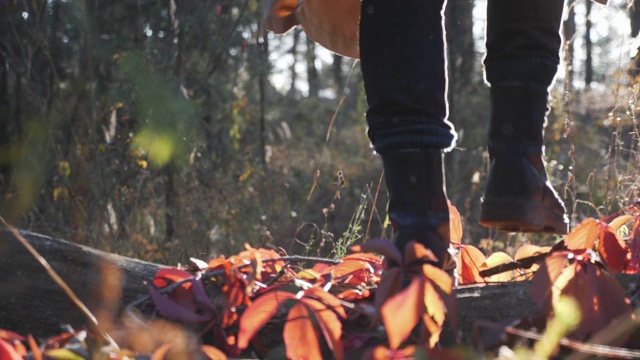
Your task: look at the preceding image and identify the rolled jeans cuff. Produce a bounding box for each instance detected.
[370,120,457,154]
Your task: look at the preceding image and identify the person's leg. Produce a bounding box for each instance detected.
[360,0,455,268]
[480,0,569,234]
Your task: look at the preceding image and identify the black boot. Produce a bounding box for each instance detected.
[480,0,568,234]
[479,85,568,234]
[382,150,451,269]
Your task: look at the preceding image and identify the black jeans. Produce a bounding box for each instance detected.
[360,0,565,154]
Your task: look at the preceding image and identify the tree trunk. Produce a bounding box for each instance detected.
[445,0,475,100]
[288,28,301,98]
[306,36,320,98]
[333,54,344,92]
[563,1,576,88]
[585,0,593,86]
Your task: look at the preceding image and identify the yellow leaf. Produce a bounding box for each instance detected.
[134,130,175,167]
[43,348,85,360]
[58,161,71,178]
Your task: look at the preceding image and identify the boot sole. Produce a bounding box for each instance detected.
[479,199,568,235]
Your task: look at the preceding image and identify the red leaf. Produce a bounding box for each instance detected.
[381,277,426,350]
[153,268,193,289]
[0,330,24,342]
[0,338,23,360]
[191,278,217,314]
[530,252,572,309]
[146,283,212,323]
[597,223,629,273]
[456,244,486,284]
[449,202,463,245]
[303,298,344,360]
[351,238,402,267]
[558,261,631,340]
[564,218,598,250]
[201,345,227,360]
[304,287,347,319]
[236,291,295,350]
[221,276,249,327]
[283,302,323,360]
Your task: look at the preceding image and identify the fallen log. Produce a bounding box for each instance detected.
[0,230,638,346]
[0,230,166,339]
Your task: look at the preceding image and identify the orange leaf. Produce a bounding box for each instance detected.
[381,277,426,350]
[362,345,419,360]
[423,265,458,336]
[515,244,551,260]
[201,345,227,360]
[362,345,392,360]
[28,334,42,360]
[422,264,453,295]
[608,215,633,232]
[456,245,486,284]
[564,218,598,250]
[449,202,463,245]
[303,298,344,360]
[481,252,515,282]
[327,259,374,286]
[151,343,172,360]
[423,312,443,349]
[208,256,229,270]
[342,252,383,265]
[375,267,402,310]
[236,291,295,350]
[351,238,402,267]
[404,241,438,266]
[424,281,447,328]
[597,223,630,273]
[514,244,551,277]
[304,287,347,319]
[337,288,371,301]
[283,302,323,360]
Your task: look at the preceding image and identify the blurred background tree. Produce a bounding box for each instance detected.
[1,0,639,264]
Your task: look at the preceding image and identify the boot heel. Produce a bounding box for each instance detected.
[479,199,568,234]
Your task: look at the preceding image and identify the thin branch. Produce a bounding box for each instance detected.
[476,320,640,359]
